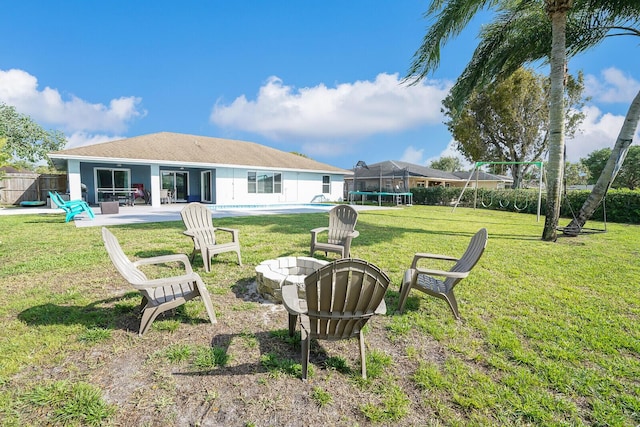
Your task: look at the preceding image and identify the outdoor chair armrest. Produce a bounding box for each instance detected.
[130,273,201,289]
[348,230,360,238]
[310,226,329,235]
[183,228,211,237]
[375,298,387,315]
[215,227,240,239]
[415,267,469,279]
[411,253,459,269]
[282,284,306,315]
[133,253,193,274]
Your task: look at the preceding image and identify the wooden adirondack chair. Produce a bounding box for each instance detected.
[398,228,488,319]
[180,203,242,272]
[101,227,216,335]
[310,205,359,258]
[282,258,390,380]
[49,191,95,222]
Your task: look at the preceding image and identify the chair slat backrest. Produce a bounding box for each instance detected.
[180,203,217,247]
[446,228,488,286]
[102,227,148,286]
[327,205,358,245]
[49,191,68,210]
[304,258,389,340]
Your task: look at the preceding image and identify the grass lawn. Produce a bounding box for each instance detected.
[0,205,638,426]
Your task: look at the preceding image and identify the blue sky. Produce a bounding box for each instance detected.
[1,1,638,170]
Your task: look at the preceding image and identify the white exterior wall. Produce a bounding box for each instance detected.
[213,167,344,205]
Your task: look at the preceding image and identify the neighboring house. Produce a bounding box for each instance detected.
[453,171,513,189]
[48,132,350,208]
[345,160,512,195]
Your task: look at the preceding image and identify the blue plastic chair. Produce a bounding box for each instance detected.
[49,191,95,222]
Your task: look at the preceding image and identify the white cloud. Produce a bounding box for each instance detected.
[584,67,640,104]
[400,146,426,165]
[401,140,473,171]
[211,73,450,141]
[65,132,124,149]
[565,105,638,161]
[0,68,146,134]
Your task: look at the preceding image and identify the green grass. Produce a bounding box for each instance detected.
[0,206,639,425]
[311,386,333,408]
[20,380,116,426]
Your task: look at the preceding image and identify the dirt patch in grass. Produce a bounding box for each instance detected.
[9,279,445,426]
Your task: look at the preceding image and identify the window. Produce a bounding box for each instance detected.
[248,171,282,193]
[95,167,131,202]
[96,168,130,191]
[322,175,330,194]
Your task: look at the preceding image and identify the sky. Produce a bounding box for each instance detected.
[1,1,639,171]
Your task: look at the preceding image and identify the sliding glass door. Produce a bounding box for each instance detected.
[161,171,188,202]
[201,171,212,203]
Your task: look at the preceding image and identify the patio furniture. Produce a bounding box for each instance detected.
[48,191,95,222]
[101,227,216,335]
[398,228,488,319]
[180,202,242,272]
[310,205,359,258]
[132,184,148,204]
[160,189,171,204]
[100,201,119,214]
[282,258,390,380]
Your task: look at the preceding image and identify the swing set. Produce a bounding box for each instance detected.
[481,189,531,211]
[452,161,544,222]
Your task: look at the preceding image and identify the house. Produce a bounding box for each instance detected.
[346,160,512,195]
[48,132,350,208]
[452,170,513,189]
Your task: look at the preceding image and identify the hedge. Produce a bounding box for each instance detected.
[410,187,640,224]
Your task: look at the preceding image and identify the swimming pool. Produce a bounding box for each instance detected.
[208,203,334,211]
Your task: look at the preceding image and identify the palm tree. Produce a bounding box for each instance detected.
[406,0,640,241]
[564,90,640,234]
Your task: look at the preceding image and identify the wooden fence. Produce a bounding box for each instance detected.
[0,173,67,205]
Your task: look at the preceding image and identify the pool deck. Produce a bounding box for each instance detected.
[0,203,398,227]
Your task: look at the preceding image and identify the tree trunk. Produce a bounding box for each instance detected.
[563,89,640,235]
[542,9,568,241]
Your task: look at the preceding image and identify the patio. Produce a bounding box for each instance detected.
[0,203,394,227]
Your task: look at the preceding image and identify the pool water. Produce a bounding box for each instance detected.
[208,203,334,211]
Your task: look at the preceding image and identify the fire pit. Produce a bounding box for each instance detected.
[255,256,329,303]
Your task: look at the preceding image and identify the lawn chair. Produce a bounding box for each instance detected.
[48,191,95,222]
[310,205,359,258]
[180,202,242,272]
[101,227,216,335]
[398,228,488,319]
[282,258,390,380]
[160,189,172,204]
[132,184,148,204]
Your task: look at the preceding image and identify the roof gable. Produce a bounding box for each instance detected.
[49,132,347,173]
[355,160,462,181]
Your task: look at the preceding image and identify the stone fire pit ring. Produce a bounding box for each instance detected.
[255,256,329,303]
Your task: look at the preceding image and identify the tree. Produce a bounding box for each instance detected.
[429,156,462,172]
[443,67,585,188]
[405,0,640,241]
[565,90,640,233]
[564,161,590,187]
[581,146,640,190]
[581,148,612,185]
[0,103,66,164]
[613,146,640,190]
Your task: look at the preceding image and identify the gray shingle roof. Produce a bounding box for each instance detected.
[453,170,513,182]
[354,160,463,181]
[49,132,348,173]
